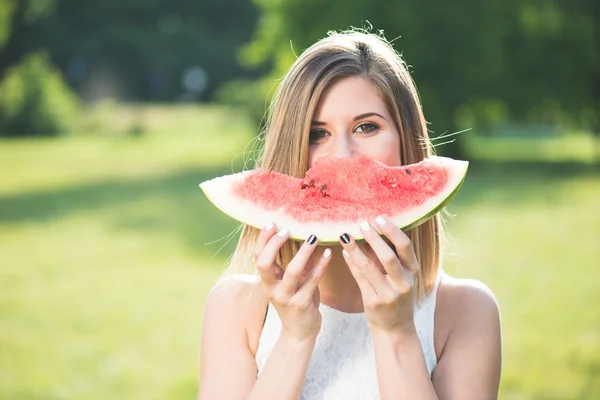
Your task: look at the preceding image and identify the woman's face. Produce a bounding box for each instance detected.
[307,77,402,169]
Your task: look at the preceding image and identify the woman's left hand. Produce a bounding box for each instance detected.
[339,216,419,335]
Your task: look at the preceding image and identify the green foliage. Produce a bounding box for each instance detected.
[0,0,261,102]
[237,0,600,150]
[0,0,261,104]
[0,51,80,137]
[214,77,277,129]
[0,0,16,47]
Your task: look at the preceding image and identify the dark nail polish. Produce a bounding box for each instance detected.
[307,234,317,245]
[340,233,350,244]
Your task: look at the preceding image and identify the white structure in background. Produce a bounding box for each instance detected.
[180,66,208,102]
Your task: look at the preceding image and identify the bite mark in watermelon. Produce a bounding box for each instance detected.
[200,156,468,243]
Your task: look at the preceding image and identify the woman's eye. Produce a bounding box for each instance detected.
[355,123,379,134]
[309,129,328,143]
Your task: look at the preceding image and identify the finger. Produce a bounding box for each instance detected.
[253,222,277,265]
[280,234,319,295]
[339,232,389,291]
[253,222,280,284]
[374,216,419,275]
[296,248,332,299]
[341,248,377,300]
[358,220,404,281]
[255,226,289,287]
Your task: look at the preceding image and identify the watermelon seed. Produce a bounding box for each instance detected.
[321,185,327,191]
[405,169,411,175]
[300,184,307,190]
[309,180,315,186]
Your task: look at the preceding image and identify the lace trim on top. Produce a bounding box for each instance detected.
[255,271,445,400]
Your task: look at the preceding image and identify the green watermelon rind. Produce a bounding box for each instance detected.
[389,165,467,232]
[351,159,468,244]
[200,157,468,244]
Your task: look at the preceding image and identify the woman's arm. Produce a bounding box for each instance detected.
[199,225,332,400]
[372,327,438,399]
[197,277,261,399]
[431,279,502,399]
[372,280,501,400]
[339,218,501,399]
[247,331,316,400]
[197,277,318,400]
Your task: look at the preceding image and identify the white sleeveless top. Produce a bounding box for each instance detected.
[255,271,444,400]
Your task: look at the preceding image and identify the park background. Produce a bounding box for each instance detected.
[0,0,599,399]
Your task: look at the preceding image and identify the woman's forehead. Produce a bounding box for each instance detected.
[312,77,390,121]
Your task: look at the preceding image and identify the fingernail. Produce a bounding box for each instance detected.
[264,222,274,231]
[360,221,370,231]
[340,233,350,244]
[307,234,317,245]
[375,216,386,226]
[323,248,332,258]
[277,228,289,237]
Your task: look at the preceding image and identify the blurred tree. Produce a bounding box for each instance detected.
[0,0,597,142]
[0,0,261,102]
[236,0,600,155]
[0,51,80,137]
[0,0,54,79]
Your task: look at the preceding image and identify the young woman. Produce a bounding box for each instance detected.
[198,31,502,400]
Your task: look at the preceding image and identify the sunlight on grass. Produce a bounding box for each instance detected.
[1,106,599,399]
[0,105,257,196]
[0,215,223,400]
[445,166,600,400]
[0,105,253,399]
[463,133,598,164]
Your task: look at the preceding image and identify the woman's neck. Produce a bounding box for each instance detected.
[316,246,365,313]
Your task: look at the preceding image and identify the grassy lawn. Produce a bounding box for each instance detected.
[1,106,599,399]
[0,105,253,400]
[463,132,598,164]
[445,162,600,399]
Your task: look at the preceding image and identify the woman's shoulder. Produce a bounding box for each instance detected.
[210,273,261,290]
[434,274,501,356]
[437,274,499,315]
[206,273,266,309]
[205,273,268,354]
[432,274,502,387]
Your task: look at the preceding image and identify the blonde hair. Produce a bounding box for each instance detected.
[225,30,443,298]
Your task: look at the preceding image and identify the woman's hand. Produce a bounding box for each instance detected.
[339,216,419,335]
[254,222,332,341]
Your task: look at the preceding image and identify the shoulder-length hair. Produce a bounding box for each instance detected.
[225,30,444,298]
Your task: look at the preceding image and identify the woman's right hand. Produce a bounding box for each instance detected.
[253,222,332,341]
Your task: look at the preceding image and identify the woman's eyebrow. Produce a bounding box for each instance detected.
[354,112,388,121]
[311,112,388,126]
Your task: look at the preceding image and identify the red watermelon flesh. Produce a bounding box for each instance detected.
[200,156,468,243]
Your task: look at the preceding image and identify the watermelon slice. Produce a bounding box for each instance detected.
[200,156,468,243]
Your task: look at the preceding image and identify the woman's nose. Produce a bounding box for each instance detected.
[331,134,355,159]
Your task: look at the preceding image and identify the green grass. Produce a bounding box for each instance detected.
[1,107,599,399]
[0,105,254,400]
[463,133,599,164]
[444,163,600,399]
